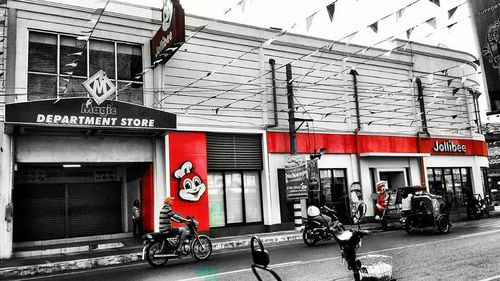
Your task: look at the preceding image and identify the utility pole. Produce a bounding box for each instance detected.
[286,63,311,231]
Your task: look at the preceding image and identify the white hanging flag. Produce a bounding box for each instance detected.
[427,73,434,82]
[306,12,318,32]
[262,38,274,47]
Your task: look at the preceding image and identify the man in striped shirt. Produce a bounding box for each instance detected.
[160,197,187,254]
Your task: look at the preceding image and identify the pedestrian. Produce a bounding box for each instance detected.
[401,190,413,218]
[132,199,142,238]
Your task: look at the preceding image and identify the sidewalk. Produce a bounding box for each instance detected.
[0,223,382,279]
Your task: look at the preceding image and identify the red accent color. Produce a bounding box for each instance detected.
[169,131,209,232]
[266,132,487,157]
[141,164,154,232]
[150,0,185,63]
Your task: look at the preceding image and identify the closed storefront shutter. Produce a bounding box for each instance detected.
[206,133,263,170]
[13,184,66,242]
[68,183,122,237]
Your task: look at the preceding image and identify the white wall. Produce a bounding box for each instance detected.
[0,127,13,259]
[15,135,153,163]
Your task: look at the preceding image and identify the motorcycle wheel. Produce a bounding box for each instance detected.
[438,216,450,234]
[302,227,318,246]
[381,219,388,231]
[145,242,169,267]
[192,235,212,261]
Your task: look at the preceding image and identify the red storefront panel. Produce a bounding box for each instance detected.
[169,131,209,231]
[266,132,487,157]
[141,164,154,232]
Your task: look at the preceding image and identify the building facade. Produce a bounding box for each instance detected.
[0,0,488,258]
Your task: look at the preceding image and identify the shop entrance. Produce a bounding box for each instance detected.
[379,171,407,191]
[13,164,151,242]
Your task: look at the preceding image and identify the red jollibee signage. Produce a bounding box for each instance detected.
[150,0,185,64]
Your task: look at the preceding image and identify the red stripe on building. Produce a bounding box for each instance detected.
[267,132,487,157]
[141,164,155,232]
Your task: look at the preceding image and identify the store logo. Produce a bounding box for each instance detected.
[82,70,116,105]
[174,161,206,202]
[432,140,467,153]
[162,0,174,31]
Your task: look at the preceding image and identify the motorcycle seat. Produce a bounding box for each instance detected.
[336,231,353,242]
[309,215,331,226]
[150,232,178,239]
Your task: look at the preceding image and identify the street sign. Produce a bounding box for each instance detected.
[285,155,308,201]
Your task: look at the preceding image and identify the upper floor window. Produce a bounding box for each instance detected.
[28,31,143,105]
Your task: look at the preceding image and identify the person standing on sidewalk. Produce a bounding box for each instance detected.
[132,199,142,238]
[401,190,413,219]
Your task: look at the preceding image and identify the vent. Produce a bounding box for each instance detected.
[206,133,263,170]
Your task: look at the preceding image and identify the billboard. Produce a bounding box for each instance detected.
[471,1,500,114]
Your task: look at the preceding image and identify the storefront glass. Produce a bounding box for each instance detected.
[28,31,143,104]
[315,169,349,222]
[208,171,263,227]
[427,167,471,209]
[207,173,225,227]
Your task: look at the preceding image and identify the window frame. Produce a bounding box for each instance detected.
[27,30,144,104]
[207,170,264,228]
[316,168,348,207]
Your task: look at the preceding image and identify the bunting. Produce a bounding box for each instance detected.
[396,8,405,23]
[448,7,458,19]
[306,12,317,32]
[426,17,437,29]
[429,0,440,7]
[406,27,414,40]
[369,21,378,33]
[326,2,336,22]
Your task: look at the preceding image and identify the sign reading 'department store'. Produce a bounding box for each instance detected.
[5,98,176,130]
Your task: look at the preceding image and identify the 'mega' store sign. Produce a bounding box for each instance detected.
[5,98,176,130]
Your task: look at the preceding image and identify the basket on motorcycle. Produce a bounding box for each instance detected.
[358,254,393,280]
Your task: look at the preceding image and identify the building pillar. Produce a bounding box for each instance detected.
[0,127,13,259]
[153,136,167,232]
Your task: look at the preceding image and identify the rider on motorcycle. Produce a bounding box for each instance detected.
[160,197,188,254]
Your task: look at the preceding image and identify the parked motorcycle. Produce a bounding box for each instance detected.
[142,216,212,267]
[302,205,346,246]
[334,203,394,281]
[469,196,490,219]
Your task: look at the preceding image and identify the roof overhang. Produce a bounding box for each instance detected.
[4,98,176,136]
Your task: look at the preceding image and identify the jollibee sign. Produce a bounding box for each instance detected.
[432,140,467,153]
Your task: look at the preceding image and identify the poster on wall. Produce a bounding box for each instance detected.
[470,1,500,114]
[285,155,308,201]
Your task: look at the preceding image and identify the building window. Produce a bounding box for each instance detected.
[207,171,262,227]
[27,31,143,104]
[427,167,472,208]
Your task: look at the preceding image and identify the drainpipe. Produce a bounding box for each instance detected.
[265,59,278,129]
[414,77,429,189]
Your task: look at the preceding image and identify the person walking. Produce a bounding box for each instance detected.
[132,199,142,238]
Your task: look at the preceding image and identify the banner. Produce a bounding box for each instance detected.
[470,1,500,114]
[285,155,308,201]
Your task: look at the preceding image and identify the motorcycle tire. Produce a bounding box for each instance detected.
[145,242,169,267]
[437,216,451,234]
[192,235,213,261]
[302,227,318,246]
[404,222,411,234]
[381,219,388,231]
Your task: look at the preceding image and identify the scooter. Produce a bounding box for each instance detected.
[142,216,212,267]
[302,205,346,246]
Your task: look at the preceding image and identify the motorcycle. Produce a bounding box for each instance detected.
[466,194,490,220]
[302,205,346,246]
[142,216,212,267]
[335,203,394,281]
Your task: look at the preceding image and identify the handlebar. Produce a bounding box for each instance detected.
[354,229,371,238]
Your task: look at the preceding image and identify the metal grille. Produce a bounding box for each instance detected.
[206,133,263,170]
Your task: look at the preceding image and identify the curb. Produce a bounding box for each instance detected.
[0,232,305,279]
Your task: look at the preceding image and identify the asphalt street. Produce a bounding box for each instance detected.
[10,218,500,281]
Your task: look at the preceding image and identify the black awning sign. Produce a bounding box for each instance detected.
[5,98,176,130]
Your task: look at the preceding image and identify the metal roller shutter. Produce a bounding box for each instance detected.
[207,133,263,170]
[13,184,66,242]
[67,183,121,237]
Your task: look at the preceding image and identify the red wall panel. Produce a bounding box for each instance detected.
[141,164,154,232]
[168,131,209,231]
[266,132,487,157]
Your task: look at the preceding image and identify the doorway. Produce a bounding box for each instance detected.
[379,171,407,192]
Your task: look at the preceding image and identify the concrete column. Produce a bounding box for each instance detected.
[471,156,485,197]
[260,132,274,225]
[0,127,13,259]
[153,136,167,232]
[121,166,128,232]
